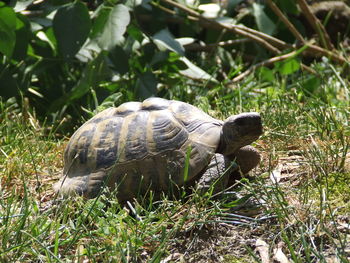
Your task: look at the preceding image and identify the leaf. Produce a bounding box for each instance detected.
[278,59,300,75]
[124,0,143,9]
[108,45,129,75]
[273,242,291,263]
[275,0,299,15]
[216,16,236,26]
[270,164,283,184]
[53,1,91,59]
[68,53,109,101]
[13,0,33,12]
[179,57,217,82]
[97,92,123,112]
[153,29,185,56]
[227,0,244,15]
[301,76,320,94]
[0,64,18,98]
[92,4,130,51]
[13,14,31,61]
[135,71,157,99]
[175,37,195,46]
[258,67,275,82]
[198,4,221,19]
[127,24,144,42]
[255,239,270,263]
[0,4,17,57]
[36,31,56,54]
[252,2,275,35]
[150,51,169,67]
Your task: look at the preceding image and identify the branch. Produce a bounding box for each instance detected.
[306,44,347,64]
[231,50,302,83]
[159,0,282,54]
[232,24,291,50]
[155,0,348,72]
[184,39,251,52]
[296,0,334,50]
[266,0,305,43]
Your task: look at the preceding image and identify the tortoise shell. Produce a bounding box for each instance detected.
[55,97,224,201]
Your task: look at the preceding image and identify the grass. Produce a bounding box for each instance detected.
[1,68,350,262]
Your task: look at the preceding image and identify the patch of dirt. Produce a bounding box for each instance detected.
[164,222,273,263]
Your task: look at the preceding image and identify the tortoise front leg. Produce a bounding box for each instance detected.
[196,153,237,194]
[196,146,261,195]
[231,145,261,174]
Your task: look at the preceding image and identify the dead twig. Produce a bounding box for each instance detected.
[296,0,334,50]
[233,24,291,50]
[184,39,250,52]
[231,49,306,83]
[266,0,305,43]
[307,44,347,64]
[155,0,348,80]
[159,0,282,54]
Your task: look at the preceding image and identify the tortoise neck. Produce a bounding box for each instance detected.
[217,131,226,154]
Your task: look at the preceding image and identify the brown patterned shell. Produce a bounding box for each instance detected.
[55,97,223,201]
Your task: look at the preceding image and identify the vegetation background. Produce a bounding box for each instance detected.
[0,0,349,262]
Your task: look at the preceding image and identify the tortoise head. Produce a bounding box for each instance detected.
[219,112,263,155]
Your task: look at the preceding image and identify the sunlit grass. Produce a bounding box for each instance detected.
[1,68,350,262]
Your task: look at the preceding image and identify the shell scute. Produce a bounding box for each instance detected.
[151,110,188,152]
[142,97,170,111]
[73,124,97,166]
[124,111,149,161]
[115,101,142,116]
[94,118,123,169]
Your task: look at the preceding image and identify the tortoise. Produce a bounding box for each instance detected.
[54,97,263,202]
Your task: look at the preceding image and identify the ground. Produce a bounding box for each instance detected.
[1,88,350,262]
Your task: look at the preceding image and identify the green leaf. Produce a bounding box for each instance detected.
[92,4,130,50]
[12,14,31,60]
[258,67,275,82]
[0,64,18,98]
[53,1,91,59]
[0,4,17,57]
[301,76,321,94]
[275,0,299,15]
[108,46,129,75]
[153,29,185,56]
[179,57,217,83]
[97,92,123,112]
[124,0,143,8]
[135,71,157,99]
[278,59,300,75]
[13,0,33,12]
[150,51,169,67]
[68,53,109,101]
[252,2,275,35]
[127,24,144,42]
[227,0,244,15]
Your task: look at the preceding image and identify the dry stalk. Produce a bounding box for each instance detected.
[296,0,334,50]
[266,0,305,43]
[231,50,303,83]
[184,39,250,52]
